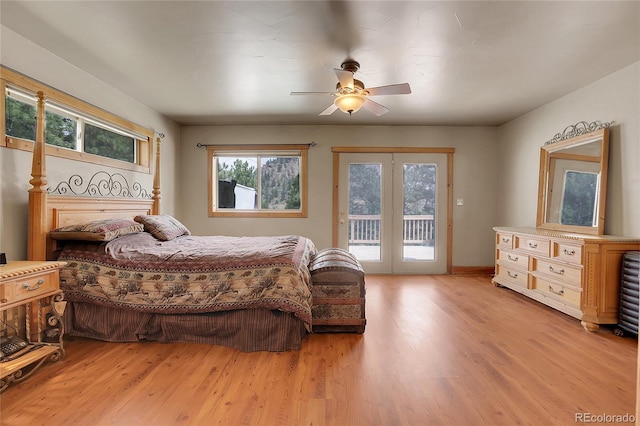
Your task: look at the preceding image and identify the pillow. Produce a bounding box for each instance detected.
[50,218,144,241]
[134,214,191,241]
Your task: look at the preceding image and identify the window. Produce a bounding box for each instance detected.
[5,89,37,141]
[1,66,153,173]
[207,145,308,218]
[45,105,77,150]
[84,122,135,163]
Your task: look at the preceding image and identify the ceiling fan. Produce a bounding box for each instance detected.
[290,60,411,116]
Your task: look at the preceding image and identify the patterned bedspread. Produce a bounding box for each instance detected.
[57,233,317,328]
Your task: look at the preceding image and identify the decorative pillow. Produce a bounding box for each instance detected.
[134,214,191,241]
[50,218,144,241]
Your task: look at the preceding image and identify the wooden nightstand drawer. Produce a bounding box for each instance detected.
[1,270,59,307]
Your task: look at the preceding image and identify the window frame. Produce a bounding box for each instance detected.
[207,144,308,218]
[1,66,153,174]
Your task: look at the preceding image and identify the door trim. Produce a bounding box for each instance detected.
[331,146,455,274]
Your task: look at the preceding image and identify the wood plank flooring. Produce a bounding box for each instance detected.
[1,275,637,425]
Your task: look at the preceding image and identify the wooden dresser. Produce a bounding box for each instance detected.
[492,227,640,331]
[0,261,67,391]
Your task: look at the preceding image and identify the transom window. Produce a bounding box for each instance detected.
[207,145,308,218]
[1,66,153,173]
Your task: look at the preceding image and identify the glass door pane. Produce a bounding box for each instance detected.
[338,153,392,274]
[402,163,437,261]
[392,153,447,274]
[348,163,382,261]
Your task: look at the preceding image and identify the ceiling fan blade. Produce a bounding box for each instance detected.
[334,69,354,90]
[319,103,339,115]
[365,83,412,96]
[362,98,389,116]
[290,91,335,96]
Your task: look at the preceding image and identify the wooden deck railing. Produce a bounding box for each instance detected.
[348,215,434,245]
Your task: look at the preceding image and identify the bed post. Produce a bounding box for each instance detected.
[28,91,47,260]
[152,136,161,215]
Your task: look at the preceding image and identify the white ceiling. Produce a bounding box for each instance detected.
[2,1,639,126]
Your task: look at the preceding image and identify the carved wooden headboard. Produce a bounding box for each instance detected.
[43,196,155,261]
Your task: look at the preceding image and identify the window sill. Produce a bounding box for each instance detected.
[4,136,150,174]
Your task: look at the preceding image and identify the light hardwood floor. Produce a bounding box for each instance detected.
[1,275,637,426]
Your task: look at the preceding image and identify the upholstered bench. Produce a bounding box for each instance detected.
[309,248,366,333]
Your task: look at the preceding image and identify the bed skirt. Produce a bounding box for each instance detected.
[63,302,308,352]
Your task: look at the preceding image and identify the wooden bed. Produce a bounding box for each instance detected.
[27,136,315,352]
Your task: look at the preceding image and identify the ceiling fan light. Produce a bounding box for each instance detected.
[334,94,365,115]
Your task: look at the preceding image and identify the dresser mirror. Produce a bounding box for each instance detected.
[536,123,611,235]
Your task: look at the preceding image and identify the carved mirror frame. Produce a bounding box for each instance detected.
[536,121,611,235]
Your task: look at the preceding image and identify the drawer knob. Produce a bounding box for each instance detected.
[548,266,565,275]
[563,249,576,256]
[22,279,45,291]
[528,242,538,248]
[548,285,564,296]
[502,237,510,243]
[507,255,519,262]
[507,271,518,279]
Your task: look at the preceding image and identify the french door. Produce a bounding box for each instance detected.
[336,152,450,274]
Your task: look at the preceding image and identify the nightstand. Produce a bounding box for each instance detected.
[0,261,67,392]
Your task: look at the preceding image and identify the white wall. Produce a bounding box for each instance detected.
[498,62,640,238]
[0,25,181,261]
[180,125,500,267]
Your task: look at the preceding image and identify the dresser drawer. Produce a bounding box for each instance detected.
[1,270,59,307]
[495,264,529,289]
[532,258,582,287]
[531,276,581,308]
[496,232,514,249]
[497,249,529,270]
[515,235,551,257]
[552,241,583,265]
